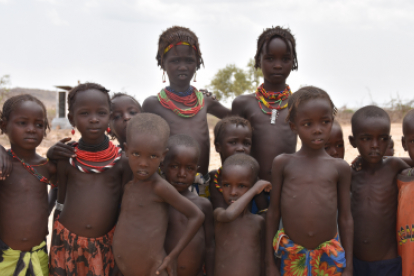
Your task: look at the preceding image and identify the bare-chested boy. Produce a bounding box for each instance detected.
[349,105,409,276]
[232,26,298,210]
[142,26,230,186]
[112,113,204,276]
[0,95,56,275]
[266,87,353,276]
[48,83,132,276]
[161,134,214,276]
[214,154,270,276]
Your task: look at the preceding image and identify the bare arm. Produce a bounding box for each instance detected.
[0,145,12,180]
[265,156,285,276]
[48,187,58,215]
[201,200,215,276]
[46,138,77,160]
[205,95,230,119]
[154,181,205,275]
[214,180,271,222]
[260,217,266,276]
[337,160,353,276]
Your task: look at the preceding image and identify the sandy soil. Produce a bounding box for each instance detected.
[0,123,408,250]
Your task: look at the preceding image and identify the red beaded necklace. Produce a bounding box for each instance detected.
[158,87,205,118]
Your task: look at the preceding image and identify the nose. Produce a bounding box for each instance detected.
[229,186,237,196]
[178,167,186,178]
[138,158,149,168]
[313,125,322,135]
[90,116,99,123]
[273,60,282,70]
[124,112,132,122]
[26,123,36,133]
[371,139,379,149]
[235,143,245,153]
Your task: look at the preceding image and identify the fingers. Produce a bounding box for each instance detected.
[59,137,72,143]
[156,256,171,275]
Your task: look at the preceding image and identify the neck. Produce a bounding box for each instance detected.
[79,135,107,149]
[169,83,191,93]
[361,158,384,173]
[180,189,192,197]
[262,81,286,92]
[10,145,37,162]
[298,145,327,157]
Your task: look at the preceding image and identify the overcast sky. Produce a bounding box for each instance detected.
[1,0,413,109]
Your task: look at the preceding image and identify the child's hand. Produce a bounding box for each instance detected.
[47,138,77,160]
[255,180,272,194]
[0,146,12,180]
[156,256,177,276]
[200,89,217,101]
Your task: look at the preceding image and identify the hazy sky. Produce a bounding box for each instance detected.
[1,0,413,108]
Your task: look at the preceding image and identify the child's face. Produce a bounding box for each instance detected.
[402,123,414,161]
[110,96,141,143]
[325,125,345,159]
[260,37,292,86]
[221,165,253,205]
[290,98,333,150]
[349,118,390,164]
[125,134,167,181]
[384,139,394,156]
[215,124,252,161]
[163,45,197,88]
[3,101,46,150]
[68,89,110,144]
[162,145,199,193]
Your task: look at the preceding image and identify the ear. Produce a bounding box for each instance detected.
[289,121,297,134]
[124,142,128,156]
[68,113,75,127]
[402,136,407,151]
[0,118,7,134]
[349,135,357,148]
[215,142,221,153]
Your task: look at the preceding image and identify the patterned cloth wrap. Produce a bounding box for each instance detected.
[273,228,346,276]
[0,238,48,276]
[49,217,115,276]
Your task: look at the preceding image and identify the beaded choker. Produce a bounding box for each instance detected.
[255,84,292,124]
[8,149,56,188]
[213,167,222,193]
[166,86,194,97]
[78,136,109,152]
[69,140,122,173]
[158,86,204,118]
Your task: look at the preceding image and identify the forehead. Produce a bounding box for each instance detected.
[222,164,253,178]
[353,117,390,136]
[262,37,291,55]
[164,45,196,59]
[128,133,165,149]
[11,100,45,118]
[222,124,252,138]
[112,96,139,110]
[403,120,414,136]
[167,145,199,162]
[295,98,333,120]
[330,124,343,138]
[73,89,109,109]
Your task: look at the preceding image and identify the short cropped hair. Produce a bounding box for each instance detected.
[214,116,252,145]
[286,86,337,123]
[68,82,111,112]
[254,26,298,70]
[126,113,170,146]
[222,154,259,182]
[351,105,390,135]
[166,134,200,160]
[402,109,414,135]
[0,94,49,134]
[156,26,204,70]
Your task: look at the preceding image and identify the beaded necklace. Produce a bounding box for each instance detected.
[69,139,122,174]
[255,84,292,124]
[213,167,222,193]
[8,149,56,188]
[166,86,194,97]
[158,86,204,118]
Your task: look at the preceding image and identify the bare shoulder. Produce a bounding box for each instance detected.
[272,153,292,166]
[400,167,414,176]
[142,95,160,112]
[193,196,213,214]
[384,156,410,172]
[233,93,255,104]
[333,158,351,174]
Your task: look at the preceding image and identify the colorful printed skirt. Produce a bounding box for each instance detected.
[49,218,115,276]
[273,228,346,276]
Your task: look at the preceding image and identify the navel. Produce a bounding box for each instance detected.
[307,231,314,237]
[22,238,28,242]
[86,224,92,229]
[363,239,369,244]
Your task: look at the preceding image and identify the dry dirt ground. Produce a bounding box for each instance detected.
[0,123,408,249]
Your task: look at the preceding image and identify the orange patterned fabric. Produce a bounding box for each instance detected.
[49,218,115,276]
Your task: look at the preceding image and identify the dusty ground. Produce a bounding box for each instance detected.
[0,123,408,249]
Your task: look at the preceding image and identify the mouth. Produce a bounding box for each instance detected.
[368,152,381,157]
[136,171,148,176]
[88,128,101,133]
[173,182,187,186]
[178,74,188,79]
[24,137,37,142]
[228,199,237,204]
[312,138,324,144]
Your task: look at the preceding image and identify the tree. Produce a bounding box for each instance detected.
[208,59,263,101]
[0,75,11,105]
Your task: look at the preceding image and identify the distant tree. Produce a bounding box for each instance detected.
[208,59,263,101]
[0,75,11,105]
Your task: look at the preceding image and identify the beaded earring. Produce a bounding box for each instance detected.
[193,72,197,82]
[106,127,111,134]
[162,71,166,83]
[71,128,75,135]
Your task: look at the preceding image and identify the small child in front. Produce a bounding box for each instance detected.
[161,134,215,276]
[349,105,409,276]
[112,113,205,276]
[266,86,354,276]
[325,120,345,159]
[397,109,414,275]
[0,95,56,276]
[214,154,271,276]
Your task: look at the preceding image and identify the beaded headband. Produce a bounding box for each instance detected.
[164,41,197,54]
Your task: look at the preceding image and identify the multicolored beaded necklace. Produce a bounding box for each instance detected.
[213,167,222,193]
[69,137,122,173]
[8,149,56,188]
[255,84,292,124]
[158,86,205,118]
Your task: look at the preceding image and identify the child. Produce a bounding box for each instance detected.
[349,105,409,276]
[0,94,56,275]
[109,92,142,149]
[325,120,345,159]
[214,154,271,276]
[397,109,414,275]
[142,26,230,187]
[209,116,253,209]
[161,134,214,276]
[112,113,204,276]
[385,137,395,156]
[232,26,298,210]
[48,83,132,276]
[266,86,354,276]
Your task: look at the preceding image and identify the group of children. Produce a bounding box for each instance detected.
[0,24,413,276]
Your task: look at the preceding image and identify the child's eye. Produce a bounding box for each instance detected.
[132,152,140,157]
[238,184,246,189]
[170,165,178,169]
[244,141,251,146]
[150,155,157,159]
[113,114,121,120]
[129,111,137,116]
[99,111,107,116]
[336,143,344,148]
[323,120,331,124]
[410,140,414,144]
[380,137,389,142]
[186,58,195,63]
[324,146,330,150]
[266,57,273,61]
[36,123,43,128]
[81,112,88,115]
[187,166,196,171]
[304,123,310,127]
[18,121,26,125]
[223,183,229,187]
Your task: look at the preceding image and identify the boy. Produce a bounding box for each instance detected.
[232,26,298,210]
[266,87,353,276]
[112,113,205,276]
[143,26,230,186]
[162,134,215,276]
[325,120,345,159]
[397,109,414,275]
[214,154,271,276]
[349,105,409,275]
